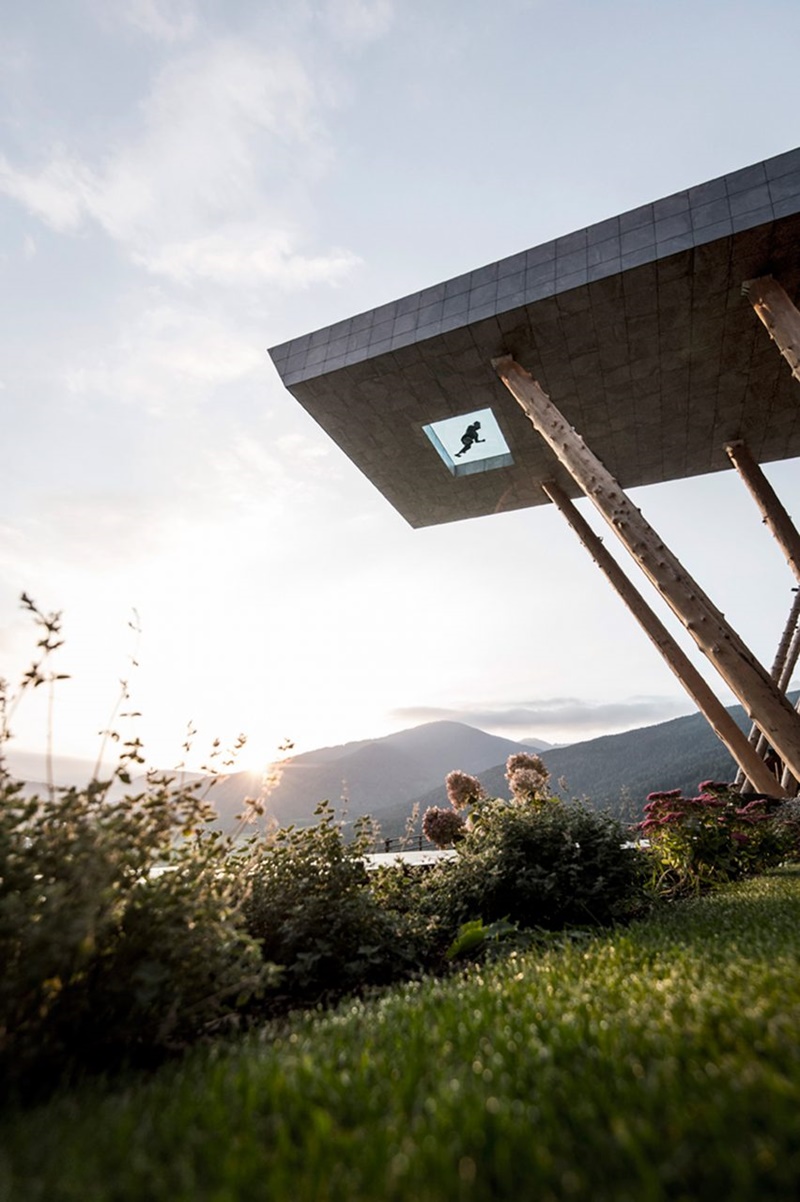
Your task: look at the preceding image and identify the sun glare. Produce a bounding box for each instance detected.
[227,736,295,778]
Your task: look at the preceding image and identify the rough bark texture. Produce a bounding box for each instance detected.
[742,275,800,383]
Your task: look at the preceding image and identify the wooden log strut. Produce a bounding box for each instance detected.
[542,480,783,796]
[742,275,800,384]
[492,354,800,786]
[725,440,800,583]
[735,587,800,790]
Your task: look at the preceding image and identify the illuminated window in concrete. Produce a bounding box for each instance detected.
[422,408,513,477]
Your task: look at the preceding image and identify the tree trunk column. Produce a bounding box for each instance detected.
[735,588,800,791]
[542,479,784,796]
[742,276,800,383]
[492,354,800,785]
[724,440,800,583]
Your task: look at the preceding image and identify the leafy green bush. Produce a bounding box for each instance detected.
[379,757,649,962]
[0,770,270,1100]
[0,597,271,1100]
[637,782,789,895]
[444,915,537,961]
[771,797,800,862]
[367,859,452,969]
[423,796,649,937]
[241,805,415,1009]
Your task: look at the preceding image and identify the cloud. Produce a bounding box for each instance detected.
[392,696,692,736]
[0,421,311,586]
[117,0,198,42]
[58,297,265,418]
[0,38,358,288]
[320,0,394,46]
[136,224,361,287]
[0,149,98,234]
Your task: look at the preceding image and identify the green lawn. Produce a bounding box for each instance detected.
[3,869,800,1201]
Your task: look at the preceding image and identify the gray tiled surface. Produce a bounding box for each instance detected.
[269,148,800,528]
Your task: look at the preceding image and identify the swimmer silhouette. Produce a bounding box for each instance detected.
[454,421,486,457]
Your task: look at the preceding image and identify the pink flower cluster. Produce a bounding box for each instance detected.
[645,789,683,802]
[636,788,729,833]
[445,771,486,811]
[423,769,487,849]
[637,785,776,841]
[636,780,788,891]
[422,805,466,849]
[505,752,550,802]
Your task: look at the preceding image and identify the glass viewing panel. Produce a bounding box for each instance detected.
[422,408,513,478]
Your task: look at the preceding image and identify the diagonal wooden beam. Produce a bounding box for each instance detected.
[492,354,800,787]
[742,275,800,383]
[735,587,800,791]
[542,479,783,796]
[725,440,800,583]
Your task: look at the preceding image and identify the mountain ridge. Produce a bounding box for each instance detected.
[205,721,535,831]
[13,706,786,838]
[208,706,764,836]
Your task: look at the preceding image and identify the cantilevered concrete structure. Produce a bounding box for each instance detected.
[269,148,800,796]
[271,148,800,528]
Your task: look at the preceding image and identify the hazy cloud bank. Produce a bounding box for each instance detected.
[392,696,692,738]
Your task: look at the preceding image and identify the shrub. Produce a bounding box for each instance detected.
[423,796,649,937]
[367,860,449,969]
[0,597,270,1100]
[0,770,269,1100]
[637,782,789,895]
[773,798,800,861]
[240,805,413,1009]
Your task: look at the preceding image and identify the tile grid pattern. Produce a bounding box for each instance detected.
[270,149,800,388]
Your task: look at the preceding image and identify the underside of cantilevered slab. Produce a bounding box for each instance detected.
[269,148,800,528]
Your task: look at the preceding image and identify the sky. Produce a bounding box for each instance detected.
[2,0,800,779]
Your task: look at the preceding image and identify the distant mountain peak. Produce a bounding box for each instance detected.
[122,705,764,841]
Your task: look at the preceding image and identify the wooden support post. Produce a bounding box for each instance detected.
[724,440,800,583]
[781,702,800,795]
[764,610,800,797]
[542,480,784,796]
[735,588,800,789]
[742,276,800,383]
[492,354,800,786]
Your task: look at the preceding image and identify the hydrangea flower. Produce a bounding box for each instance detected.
[445,771,486,811]
[505,752,550,802]
[422,806,466,848]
